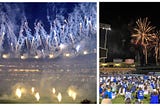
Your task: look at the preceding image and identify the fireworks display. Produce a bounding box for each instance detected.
[131,17,160,64]
[132,17,155,46]
[0,3,97,104]
[131,17,156,64]
[0,3,96,59]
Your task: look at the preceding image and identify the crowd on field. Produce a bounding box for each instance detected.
[100,74,160,104]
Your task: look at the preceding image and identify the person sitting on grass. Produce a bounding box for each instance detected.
[131,84,136,93]
[144,85,149,95]
[134,99,141,104]
[150,89,159,104]
[81,99,91,104]
[118,86,125,96]
[125,98,131,104]
[137,87,144,102]
[101,88,107,99]
[101,94,112,104]
[157,88,160,103]
[99,83,104,96]
[150,81,155,89]
[102,87,112,99]
[125,88,132,101]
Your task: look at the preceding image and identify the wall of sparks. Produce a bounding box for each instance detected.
[0,3,97,59]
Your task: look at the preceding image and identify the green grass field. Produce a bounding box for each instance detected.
[100,94,151,104]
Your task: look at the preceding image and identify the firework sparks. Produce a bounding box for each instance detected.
[131,17,156,64]
[52,88,56,94]
[35,92,40,101]
[132,17,155,46]
[31,87,35,94]
[15,88,22,99]
[67,89,77,100]
[0,3,96,58]
[71,92,77,100]
[57,92,62,102]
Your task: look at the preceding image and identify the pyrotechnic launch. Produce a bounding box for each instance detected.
[16,88,22,99]
[0,2,96,104]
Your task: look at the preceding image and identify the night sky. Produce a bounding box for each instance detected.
[0,2,77,33]
[24,3,77,33]
[100,2,160,62]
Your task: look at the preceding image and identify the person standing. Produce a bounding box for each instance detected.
[137,87,144,102]
[150,89,159,104]
[107,87,112,99]
[102,87,112,99]
[125,88,132,100]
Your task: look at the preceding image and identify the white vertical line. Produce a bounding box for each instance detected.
[96,1,100,104]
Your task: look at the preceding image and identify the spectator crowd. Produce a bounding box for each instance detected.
[100,73,160,104]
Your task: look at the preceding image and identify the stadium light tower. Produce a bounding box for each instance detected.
[100,23,111,62]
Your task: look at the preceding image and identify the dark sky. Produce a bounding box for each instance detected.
[24,3,76,33]
[100,2,160,62]
[1,2,77,33]
[100,2,160,27]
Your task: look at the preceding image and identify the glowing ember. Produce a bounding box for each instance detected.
[57,92,62,102]
[65,53,70,57]
[49,54,54,58]
[2,54,9,59]
[83,51,88,55]
[35,92,40,101]
[16,88,22,98]
[52,88,56,94]
[31,87,35,94]
[20,55,26,60]
[34,55,39,59]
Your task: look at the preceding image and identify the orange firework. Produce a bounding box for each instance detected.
[132,17,155,45]
[131,17,156,64]
[150,31,160,65]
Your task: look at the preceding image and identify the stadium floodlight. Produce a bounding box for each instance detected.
[100,23,111,31]
[100,23,111,62]
[100,23,111,49]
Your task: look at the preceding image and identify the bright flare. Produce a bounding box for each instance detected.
[83,51,88,55]
[31,87,35,94]
[35,92,40,101]
[57,92,62,102]
[34,55,39,59]
[59,44,65,49]
[16,88,22,98]
[2,54,9,59]
[68,90,73,97]
[65,53,70,57]
[49,54,54,58]
[20,55,26,60]
[67,89,77,100]
[52,88,56,94]
[72,92,77,100]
